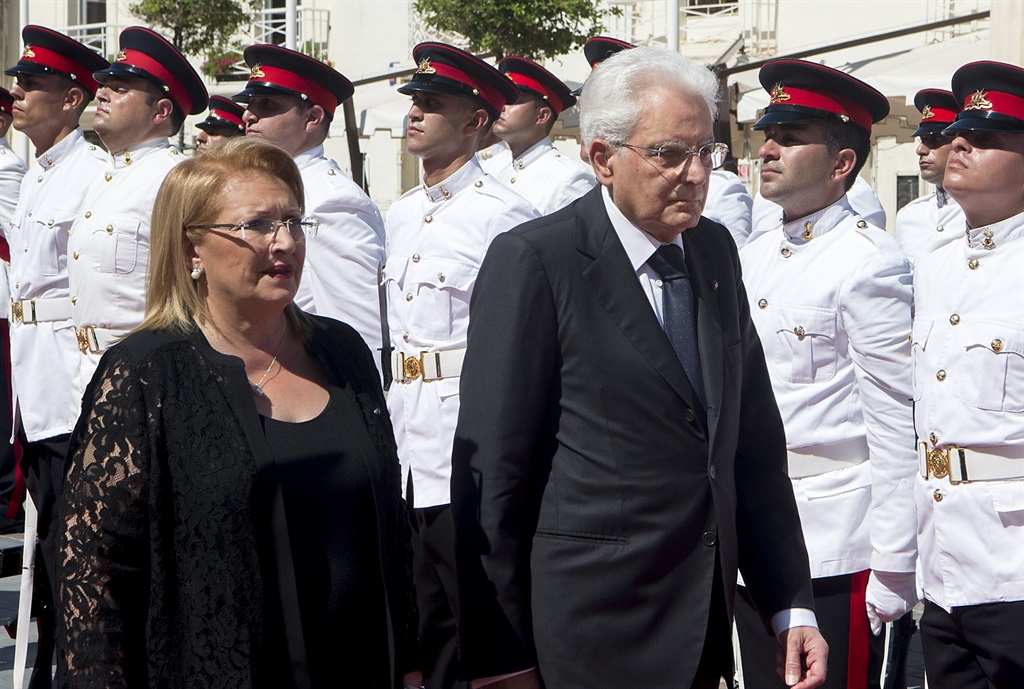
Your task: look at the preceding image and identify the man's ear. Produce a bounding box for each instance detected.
[536,104,555,128]
[831,148,857,185]
[64,85,88,113]
[589,139,616,184]
[153,97,175,126]
[465,107,490,138]
[305,103,326,133]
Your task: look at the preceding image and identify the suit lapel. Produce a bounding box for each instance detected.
[682,223,725,437]
[576,189,699,414]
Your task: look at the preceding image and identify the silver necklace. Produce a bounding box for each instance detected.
[204,322,287,396]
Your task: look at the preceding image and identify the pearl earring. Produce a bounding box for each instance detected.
[191,266,202,280]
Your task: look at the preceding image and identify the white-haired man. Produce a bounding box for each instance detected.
[452,46,826,689]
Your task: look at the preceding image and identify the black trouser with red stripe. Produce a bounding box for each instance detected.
[736,570,884,689]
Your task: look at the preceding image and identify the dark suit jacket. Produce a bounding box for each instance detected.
[451,186,814,689]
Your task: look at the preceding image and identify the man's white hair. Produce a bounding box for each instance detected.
[579,45,720,148]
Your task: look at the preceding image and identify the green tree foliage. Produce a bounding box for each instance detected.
[414,0,620,61]
[129,0,257,57]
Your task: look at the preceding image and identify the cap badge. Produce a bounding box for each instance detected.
[920,105,935,120]
[416,58,436,75]
[965,90,993,111]
[769,83,790,104]
[250,63,266,79]
[22,45,35,59]
[115,49,127,62]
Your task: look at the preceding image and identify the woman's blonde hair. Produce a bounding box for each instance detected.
[137,136,310,337]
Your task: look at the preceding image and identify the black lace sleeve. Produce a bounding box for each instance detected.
[57,346,152,688]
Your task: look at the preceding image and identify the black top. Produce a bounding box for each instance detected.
[261,394,390,687]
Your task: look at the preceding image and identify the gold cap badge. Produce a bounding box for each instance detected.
[416,58,436,75]
[115,49,127,62]
[769,83,790,104]
[920,104,935,120]
[965,90,993,111]
[22,45,35,59]
[250,63,265,79]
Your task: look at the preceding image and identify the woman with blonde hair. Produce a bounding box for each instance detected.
[58,137,418,688]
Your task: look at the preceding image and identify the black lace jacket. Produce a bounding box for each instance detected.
[57,317,417,689]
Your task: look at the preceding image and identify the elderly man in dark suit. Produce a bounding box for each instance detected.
[451,46,828,689]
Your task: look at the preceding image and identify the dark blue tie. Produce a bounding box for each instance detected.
[648,244,707,419]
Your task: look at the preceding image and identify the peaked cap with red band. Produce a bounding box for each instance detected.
[0,87,13,115]
[196,96,245,134]
[912,89,960,137]
[234,44,353,119]
[753,59,889,133]
[583,36,635,68]
[945,61,1024,134]
[94,27,207,115]
[4,25,109,97]
[398,42,519,119]
[499,56,575,115]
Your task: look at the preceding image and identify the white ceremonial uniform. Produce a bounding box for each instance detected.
[476,140,512,177]
[67,138,181,424]
[703,169,753,248]
[740,195,918,579]
[7,129,106,441]
[0,139,27,229]
[751,175,887,241]
[912,211,1024,612]
[292,145,387,363]
[385,158,539,508]
[491,137,595,215]
[894,188,965,269]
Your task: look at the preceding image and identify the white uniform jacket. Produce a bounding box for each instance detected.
[292,146,387,365]
[384,158,539,508]
[740,196,918,579]
[912,211,1024,612]
[894,189,965,269]
[7,129,107,441]
[67,138,181,424]
[476,140,512,177]
[0,139,27,230]
[751,175,887,241]
[491,138,595,215]
[704,170,753,248]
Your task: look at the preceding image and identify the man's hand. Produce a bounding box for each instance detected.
[866,570,920,636]
[776,625,828,688]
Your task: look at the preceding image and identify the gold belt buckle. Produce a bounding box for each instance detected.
[402,352,423,381]
[11,300,23,324]
[75,326,101,354]
[927,447,950,480]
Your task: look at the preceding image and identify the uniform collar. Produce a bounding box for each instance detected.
[782,194,855,243]
[935,187,951,209]
[477,140,508,161]
[293,144,325,170]
[109,137,171,169]
[421,157,483,203]
[510,137,554,171]
[965,210,1024,252]
[36,127,86,170]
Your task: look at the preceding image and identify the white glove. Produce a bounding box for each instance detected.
[865,570,920,636]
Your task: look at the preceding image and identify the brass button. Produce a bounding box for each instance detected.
[929,432,939,444]
[405,293,413,302]
[438,273,445,283]
[412,254,420,263]
[106,225,114,233]
[104,172,112,181]
[992,339,1004,352]
[936,369,947,382]
[47,219,54,226]
[327,168,336,176]
[968,258,980,270]
[84,211,92,219]
[402,332,410,342]
[757,298,768,309]
[37,176,43,183]
[936,225,944,233]
[509,177,516,184]
[424,214,433,223]
[474,180,483,187]
[949,313,960,325]
[71,296,78,304]
[780,247,792,258]
[933,489,943,502]
[794,325,805,338]
[856,219,868,229]
[73,252,80,260]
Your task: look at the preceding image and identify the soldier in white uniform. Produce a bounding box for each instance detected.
[704,169,753,247]
[475,133,511,176]
[234,45,387,375]
[736,60,919,689]
[0,89,26,228]
[894,89,965,268]
[67,27,207,426]
[3,26,109,687]
[490,56,595,214]
[386,42,538,689]
[912,60,1024,689]
[750,174,887,241]
[194,95,245,155]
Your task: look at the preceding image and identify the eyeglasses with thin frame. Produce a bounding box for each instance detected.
[616,141,730,170]
[187,217,320,242]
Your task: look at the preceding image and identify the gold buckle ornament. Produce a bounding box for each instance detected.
[10,300,36,325]
[403,353,422,380]
[75,326,102,354]
[927,447,950,480]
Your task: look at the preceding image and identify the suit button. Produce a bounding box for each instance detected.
[684,408,695,423]
[949,313,960,325]
[936,369,946,382]
[968,258,979,270]
[709,465,717,480]
[702,531,716,547]
[757,298,768,309]
[933,489,943,502]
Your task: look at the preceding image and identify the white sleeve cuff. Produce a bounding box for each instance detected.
[771,607,818,636]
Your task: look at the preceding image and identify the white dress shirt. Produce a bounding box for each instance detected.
[491,137,595,215]
[912,211,1024,611]
[894,188,965,269]
[385,158,539,508]
[291,145,387,367]
[703,170,753,248]
[475,140,512,177]
[740,196,917,580]
[67,138,181,424]
[750,175,887,241]
[7,129,106,441]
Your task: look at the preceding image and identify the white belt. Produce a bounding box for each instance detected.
[10,297,72,324]
[74,325,124,355]
[391,348,465,383]
[918,441,1024,484]
[787,438,870,479]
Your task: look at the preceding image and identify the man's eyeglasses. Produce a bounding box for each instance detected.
[188,217,320,241]
[617,142,730,170]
